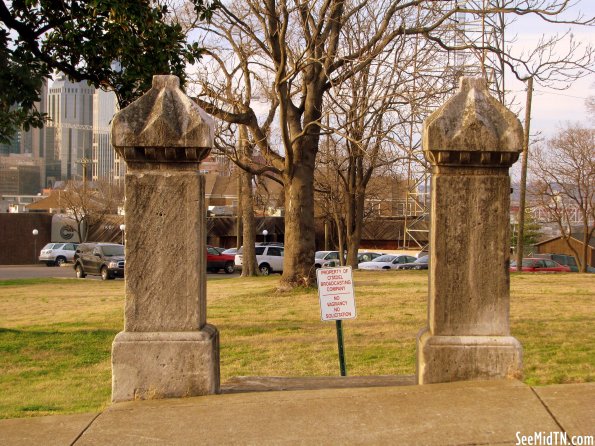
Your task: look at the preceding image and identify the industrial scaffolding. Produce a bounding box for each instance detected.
[402,0,506,250]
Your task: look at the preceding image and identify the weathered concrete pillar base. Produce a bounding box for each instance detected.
[416,329,522,384]
[111,325,220,402]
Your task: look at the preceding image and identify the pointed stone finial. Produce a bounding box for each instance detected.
[111,75,214,166]
[423,77,523,167]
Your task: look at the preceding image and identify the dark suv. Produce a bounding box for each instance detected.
[73,243,125,280]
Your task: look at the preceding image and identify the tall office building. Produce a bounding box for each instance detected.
[0,132,20,156]
[0,82,47,194]
[20,81,48,158]
[6,75,231,195]
[46,74,94,185]
[92,89,122,183]
[0,155,41,195]
[19,80,48,189]
[0,104,24,156]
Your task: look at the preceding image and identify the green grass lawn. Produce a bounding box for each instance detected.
[0,272,593,419]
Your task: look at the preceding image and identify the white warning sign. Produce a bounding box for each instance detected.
[316,266,356,321]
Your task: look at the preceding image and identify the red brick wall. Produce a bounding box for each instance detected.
[0,213,53,264]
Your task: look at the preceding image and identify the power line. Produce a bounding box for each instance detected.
[509,88,587,100]
[533,90,587,100]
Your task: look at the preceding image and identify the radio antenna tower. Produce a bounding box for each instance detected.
[402,0,506,251]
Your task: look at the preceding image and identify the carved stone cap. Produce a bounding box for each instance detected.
[423,77,523,167]
[111,75,214,164]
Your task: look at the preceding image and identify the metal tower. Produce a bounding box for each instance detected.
[402,0,506,250]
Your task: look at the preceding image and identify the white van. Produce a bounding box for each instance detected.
[235,245,284,275]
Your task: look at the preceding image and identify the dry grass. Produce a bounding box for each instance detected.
[0,272,593,419]
[0,279,124,329]
[209,274,426,379]
[509,273,595,385]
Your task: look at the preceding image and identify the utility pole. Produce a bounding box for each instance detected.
[236,168,243,249]
[515,76,533,270]
[78,157,91,195]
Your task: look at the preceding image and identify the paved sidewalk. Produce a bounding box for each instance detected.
[1,379,593,445]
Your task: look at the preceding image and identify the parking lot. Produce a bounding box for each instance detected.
[0,265,239,280]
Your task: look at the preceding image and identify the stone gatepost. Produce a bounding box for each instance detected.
[110,75,220,401]
[416,77,523,384]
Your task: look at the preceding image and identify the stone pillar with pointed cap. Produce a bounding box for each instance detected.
[110,75,220,401]
[417,77,523,384]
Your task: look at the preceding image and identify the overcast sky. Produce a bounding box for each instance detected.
[504,0,594,139]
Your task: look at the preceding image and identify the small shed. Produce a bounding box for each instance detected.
[534,233,595,268]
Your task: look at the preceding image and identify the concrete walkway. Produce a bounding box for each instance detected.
[1,379,593,445]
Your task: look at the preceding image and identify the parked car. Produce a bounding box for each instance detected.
[358,254,417,270]
[357,251,383,263]
[314,251,343,268]
[207,246,236,274]
[315,250,384,268]
[533,253,578,272]
[38,242,78,266]
[235,245,284,275]
[398,255,429,270]
[510,258,570,273]
[73,243,125,280]
[221,247,238,255]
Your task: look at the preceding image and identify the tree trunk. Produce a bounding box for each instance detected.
[77,217,87,243]
[334,213,346,267]
[280,160,317,288]
[345,220,357,268]
[239,125,258,276]
[240,170,258,276]
[345,185,366,269]
[580,224,589,273]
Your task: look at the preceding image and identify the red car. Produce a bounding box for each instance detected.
[510,258,570,273]
[207,246,236,274]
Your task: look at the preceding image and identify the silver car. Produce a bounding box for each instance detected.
[235,245,284,275]
[39,242,78,266]
[314,251,342,268]
[358,254,417,270]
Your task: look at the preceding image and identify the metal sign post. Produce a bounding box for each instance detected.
[335,320,347,376]
[316,266,356,377]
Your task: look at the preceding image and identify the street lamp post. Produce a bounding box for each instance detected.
[32,229,38,263]
[119,224,126,245]
[262,229,268,244]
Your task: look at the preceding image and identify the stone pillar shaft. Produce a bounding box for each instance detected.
[429,166,510,336]
[124,171,206,332]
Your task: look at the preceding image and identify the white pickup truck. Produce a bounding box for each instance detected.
[235,245,284,275]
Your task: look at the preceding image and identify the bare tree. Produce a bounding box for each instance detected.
[189,0,594,288]
[318,12,456,268]
[237,125,260,276]
[530,124,594,272]
[192,16,275,277]
[493,30,595,270]
[213,121,261,276]
[315,137,348,262]
[58,179,123,242]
